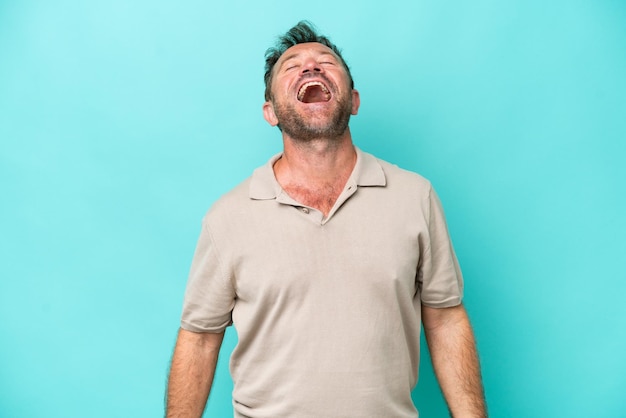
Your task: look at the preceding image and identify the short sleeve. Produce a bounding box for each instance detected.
[418,186,464,307]
[180,219,235,332]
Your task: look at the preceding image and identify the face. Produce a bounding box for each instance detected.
[263,43,360,141]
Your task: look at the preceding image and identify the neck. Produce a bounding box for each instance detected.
[273,129,357,216]
[276,129,356,186]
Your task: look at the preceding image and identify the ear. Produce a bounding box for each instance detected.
[351,89,360,115]
[263,101,279,126]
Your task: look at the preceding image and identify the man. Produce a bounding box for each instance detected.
[166,21,487,418]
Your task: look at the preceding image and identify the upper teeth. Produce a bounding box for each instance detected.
[297,81,330,101]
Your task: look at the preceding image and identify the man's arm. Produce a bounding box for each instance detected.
[166,328,225,418]
[422,304,487,418]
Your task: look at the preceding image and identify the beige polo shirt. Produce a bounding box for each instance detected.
[181,148,463,418]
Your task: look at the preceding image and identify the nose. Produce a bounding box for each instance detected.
[301,57,323,75]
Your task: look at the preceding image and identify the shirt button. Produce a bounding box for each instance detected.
[299,207,309,214]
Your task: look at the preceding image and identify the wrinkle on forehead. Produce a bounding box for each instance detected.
[277,43,339,70]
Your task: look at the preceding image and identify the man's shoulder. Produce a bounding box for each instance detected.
[202,155,276,223]
[366,152,432,192]
[207,176,254,216]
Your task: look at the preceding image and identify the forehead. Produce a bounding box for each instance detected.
[277,42,340,64]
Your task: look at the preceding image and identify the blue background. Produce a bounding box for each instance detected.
[1,1,625,417]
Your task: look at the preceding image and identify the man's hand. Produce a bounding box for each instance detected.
[166,329,225,418]
[422,304,487,418]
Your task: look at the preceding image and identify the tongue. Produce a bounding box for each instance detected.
[301,85,330,103]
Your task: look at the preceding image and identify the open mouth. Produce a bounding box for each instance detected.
[297,81,331,103]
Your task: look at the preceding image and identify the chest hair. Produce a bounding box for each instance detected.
[283,182,344,217]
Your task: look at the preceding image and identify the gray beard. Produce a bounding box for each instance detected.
[273,97,352,142]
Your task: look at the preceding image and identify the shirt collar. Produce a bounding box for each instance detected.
[249,146,386,200]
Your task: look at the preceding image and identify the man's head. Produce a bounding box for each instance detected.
[264,21,354,102]
[262,21,359,142]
